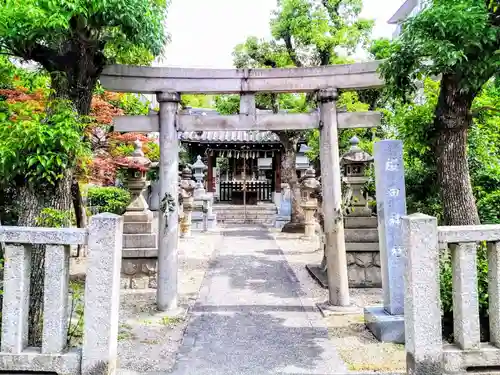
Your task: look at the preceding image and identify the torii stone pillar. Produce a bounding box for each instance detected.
[156,92,180,311]
[317,88,353,312]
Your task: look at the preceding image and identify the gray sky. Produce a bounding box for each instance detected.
[162,0,404,68]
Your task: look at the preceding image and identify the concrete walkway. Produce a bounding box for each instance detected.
[171,225,347,375]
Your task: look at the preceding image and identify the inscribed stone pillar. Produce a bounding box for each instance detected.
[156,92,180,311]
[364,139,407,343]
[374,140,407,315]
[317,88,351,310]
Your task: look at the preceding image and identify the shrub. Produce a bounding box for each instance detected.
[110,143,135,158]
[477,191,500,224]
[86,186,131,215]
[144,141,159,162]
[35,208,74,227]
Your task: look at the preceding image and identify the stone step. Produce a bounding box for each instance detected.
[123,233,157,249]
[122,248,157,258]
[221,218,275,224]
[123,222,154,234]
[345,228,378,243]
[213,206,276,211]
[214,209,277,214]
[212,203,276,210]
[220,216,275,220]
[217,214,276,219]
[346,242,379,251]
[217,211,276,217]
[344,216,378,228]
[216,211,276,215]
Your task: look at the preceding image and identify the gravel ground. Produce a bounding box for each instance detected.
[271,229,406,373]
[116,231,222,374]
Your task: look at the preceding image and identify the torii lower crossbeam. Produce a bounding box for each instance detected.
[113,111,381,133]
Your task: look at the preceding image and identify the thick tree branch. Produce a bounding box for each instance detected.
[11,42,61,71]
[321,0,341,29]
[283,34,303,67]
[319,49,331,66]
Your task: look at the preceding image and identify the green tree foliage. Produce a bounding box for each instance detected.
[368,38,393,60]
[306,91,372,161]
[383,77,500,225]
[180,94,215,109]
[0,0,170,114]
[226,0,374,229]
[270,0,374,66]
[356,38,393,109]
[377,77,499,333]
[380,0,500,225]
[0,100,89,187]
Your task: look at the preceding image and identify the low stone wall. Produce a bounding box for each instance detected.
[403,214,500,375]
[0,214,123,375]
[347,251,381,288]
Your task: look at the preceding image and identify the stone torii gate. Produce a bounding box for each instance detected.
[101,62,383,313]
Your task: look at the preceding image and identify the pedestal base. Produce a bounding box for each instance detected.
[364,306,405,344]
[281,221,305,233]
[300,235,315,241]
[316,301,360,317]
[123,210,153,223]
[275,215,290,229]
[192,212,217,230]
[306,264,328,289]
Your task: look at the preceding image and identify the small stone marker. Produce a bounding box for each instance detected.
[364,139,407,344]
[280,184,292,217]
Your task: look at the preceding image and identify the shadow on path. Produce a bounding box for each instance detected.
[171,225,346,375]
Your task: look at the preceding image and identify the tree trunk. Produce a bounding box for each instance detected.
[16,44,103,345]
[280,133,305,233]
[49,49,101,246]
[434,75,480,226]
[17,171,73,346]
[71,178,87,257]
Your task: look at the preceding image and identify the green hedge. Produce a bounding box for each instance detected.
[86,186,131,215]
[478,191,500,224]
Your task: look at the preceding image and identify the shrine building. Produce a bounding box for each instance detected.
[179,108,312,206]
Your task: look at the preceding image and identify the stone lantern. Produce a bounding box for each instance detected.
[340,136,374,217]
[116,139,152,217]
[299,167,321,240]
[179,166,196,238]
[192,155,207,199]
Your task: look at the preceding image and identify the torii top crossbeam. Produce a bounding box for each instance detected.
[100,61,383,94]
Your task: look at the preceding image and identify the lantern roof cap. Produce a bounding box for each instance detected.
[192,155,207,170]
[341,136,373,164]
[117,139,151,169]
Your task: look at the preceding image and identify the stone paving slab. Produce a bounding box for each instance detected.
[170,225,347,375]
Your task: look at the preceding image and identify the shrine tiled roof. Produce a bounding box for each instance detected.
[178,107,307,144]
[179,131,280,143]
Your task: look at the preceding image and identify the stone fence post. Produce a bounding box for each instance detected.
[402,213,442,375]
[82,213,123,375]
